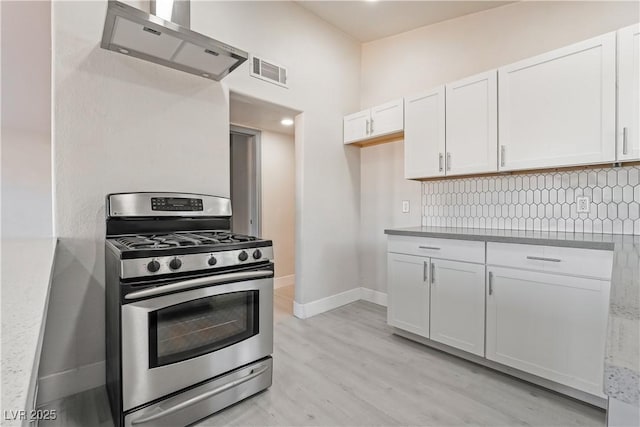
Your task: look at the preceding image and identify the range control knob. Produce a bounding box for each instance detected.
[147,260,161,273]
[253,249,262,260]
[238,251,249,262]
[208,256,217,266]
[169,258,182,270]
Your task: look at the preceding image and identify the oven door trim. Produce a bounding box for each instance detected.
[121,277,273,412]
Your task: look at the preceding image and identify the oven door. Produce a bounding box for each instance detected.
[121,271,273,412]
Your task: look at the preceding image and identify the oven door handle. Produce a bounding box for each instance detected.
[124,270,274,300]
[130,365,270,425]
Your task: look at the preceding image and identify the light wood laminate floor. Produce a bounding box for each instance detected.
[274,284,295,324]
[38,301,605,427]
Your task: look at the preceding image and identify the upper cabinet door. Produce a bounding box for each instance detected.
[404,87,446,179]
[498,33,616,171]
[370,98,404,138]
[445,70,498,176]
[343,109,371,144]
[618,23,640,162]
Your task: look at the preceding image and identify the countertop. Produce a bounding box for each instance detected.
[1,238,58,422]
[385,227,639,406]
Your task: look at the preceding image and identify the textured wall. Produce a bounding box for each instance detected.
[422,166,640,235]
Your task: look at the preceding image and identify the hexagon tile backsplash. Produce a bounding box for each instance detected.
[422,166,640,235]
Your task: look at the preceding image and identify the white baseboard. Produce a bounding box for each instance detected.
[37,360,105,404]
[293,287,361,319]
[293,287,387,319]
[274,274,295,289]
[360,288,388,307]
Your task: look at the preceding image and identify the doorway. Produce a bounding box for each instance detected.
[229,92,299,322]
[230,125,261,237]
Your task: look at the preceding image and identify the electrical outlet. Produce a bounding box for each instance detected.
[576,196,590,213]
[402,200,410,213]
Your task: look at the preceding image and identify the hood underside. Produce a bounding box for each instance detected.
[101,1,248,81]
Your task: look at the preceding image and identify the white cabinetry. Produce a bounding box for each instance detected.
[404,88,446,179]
[498,33,616,171]
[430,259,485,356]
[486,242,612,397]
[343,99,403,145]
[445,70,498,176]
[387,253,430,338]
[617,23,640,161]
[343,110,370,144]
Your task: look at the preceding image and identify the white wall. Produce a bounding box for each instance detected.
[42,0,360,400]
[40,0,229,401]
[359,1,640,294]
[261,130,295,279]
[1,1,52,238]
[191,1,362,305]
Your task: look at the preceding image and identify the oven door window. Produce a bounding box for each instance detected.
[149,290,259,367]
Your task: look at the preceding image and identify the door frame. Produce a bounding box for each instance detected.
[230,124,262,237]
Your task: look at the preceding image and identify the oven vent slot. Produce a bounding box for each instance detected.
[250,55,288,88]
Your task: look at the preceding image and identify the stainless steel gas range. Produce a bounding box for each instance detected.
[104,192,274,427]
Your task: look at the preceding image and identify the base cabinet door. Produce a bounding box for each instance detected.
[387,253,430,338]
[486,267,610,396]
[498,33,616,171]
[617,23,640,162]
[429,259,485,356]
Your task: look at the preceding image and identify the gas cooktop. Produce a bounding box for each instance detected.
[112,231,258,250]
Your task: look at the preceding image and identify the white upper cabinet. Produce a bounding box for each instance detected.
[617,23,640,162]
[343,109,371,144]
[343,99,404,145]
[445,70,498,176]
[498,33,617,171]
[404,87,446,179]
[370,99,404,138]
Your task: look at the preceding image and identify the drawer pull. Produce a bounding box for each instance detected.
[418,246,441,250]
[526,256,562,263]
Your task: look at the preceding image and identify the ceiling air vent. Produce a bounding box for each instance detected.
[250,55,288,88]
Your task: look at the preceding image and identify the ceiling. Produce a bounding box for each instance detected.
[230,92,300,136]
[296,1,514,42]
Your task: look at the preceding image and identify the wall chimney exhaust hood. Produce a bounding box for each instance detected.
[101,0,248,81]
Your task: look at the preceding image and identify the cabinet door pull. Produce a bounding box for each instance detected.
[423,260,428,283]
[526,256,562,263]
[439,153,444,172]
[488,271,493,295]
[500,145,506,167]
[365,119,370,135]
[431,262,435,284]
[446,152,452,171]
[623,127,628,155]
[418,246,440,250]
[370,119,374,134]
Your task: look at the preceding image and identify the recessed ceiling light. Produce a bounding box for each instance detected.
[118,48,129,54]
[281,118,294,126]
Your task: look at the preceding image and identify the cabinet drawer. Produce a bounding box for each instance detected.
[487,242,613,280]
[388,235,484,264]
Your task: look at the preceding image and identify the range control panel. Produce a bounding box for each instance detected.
[151,197,203,211]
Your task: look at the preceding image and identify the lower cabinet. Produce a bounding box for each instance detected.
[485,267,610,397]
[387,253,430,338]
[387,235,614,402]
[430,259,485,356]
